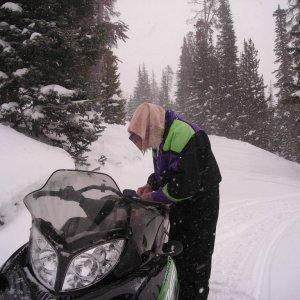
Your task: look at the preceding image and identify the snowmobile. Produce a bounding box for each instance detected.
[0,169,182,299]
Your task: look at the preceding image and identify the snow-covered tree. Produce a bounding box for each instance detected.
[288,0,300,104]
[97,49,125,124]
[150,70,159,105]
[0,0,127,164]
[238,39,268,148]
[273,5,294,104]
[286,0,300,161]
[266,81,275,108]
[268,1,299,162]
[216,0,240,137]
[187,19,220,133]
[158,65,174,108]
[176,33,195,117]
[127,64,151,116]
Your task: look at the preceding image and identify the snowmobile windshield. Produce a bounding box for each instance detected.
[24,170,128,243]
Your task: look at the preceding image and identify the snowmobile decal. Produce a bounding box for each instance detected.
[158,257,178,300]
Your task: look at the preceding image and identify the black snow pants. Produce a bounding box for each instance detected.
[169,186,219,300]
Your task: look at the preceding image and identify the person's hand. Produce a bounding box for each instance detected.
[140,192,153,201]
[137,184,151,197]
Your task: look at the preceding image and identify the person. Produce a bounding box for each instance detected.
[128,102,222,300]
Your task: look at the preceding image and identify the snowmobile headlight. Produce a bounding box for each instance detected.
[62,239,125,291]
[30,227,58,290]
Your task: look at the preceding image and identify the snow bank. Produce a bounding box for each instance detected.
[0,125,74,263]
[0,2,22,13]
[87,123,153,191]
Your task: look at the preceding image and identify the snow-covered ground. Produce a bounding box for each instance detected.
[0,124,300,299]
[207,137,300,300]
[0,125,74,263]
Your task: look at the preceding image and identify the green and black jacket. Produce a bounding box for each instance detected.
[148,110,222,203]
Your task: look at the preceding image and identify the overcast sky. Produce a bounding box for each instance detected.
[115,0,288,98]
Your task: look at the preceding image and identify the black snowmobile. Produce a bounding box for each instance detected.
[0,169,182,299]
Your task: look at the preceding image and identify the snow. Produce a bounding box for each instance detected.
[207,136,300,300]
[0,39,9,48]
[86,123,153,190]
[23,107,44,120]
[30,32,42,40]
[12,68,28,77]
[0,102,18,111]
[291,90,300,97]
[40,85,76,97]
[2,46,13,53]
[31,111,45,120]
[0,71,8,79]
[0,2,22,13]
[21,28,29,35]
[0,124,300,299]
[0,22,9,27]
[0,125,74,262]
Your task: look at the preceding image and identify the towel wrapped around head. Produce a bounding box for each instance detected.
[128,102,165,150]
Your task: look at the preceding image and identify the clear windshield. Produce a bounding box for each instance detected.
[24,170,128,242]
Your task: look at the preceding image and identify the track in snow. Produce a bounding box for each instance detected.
[209,190,300,300]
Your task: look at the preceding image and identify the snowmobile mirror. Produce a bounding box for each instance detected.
[0,273,9,292]
[123,189,139,198]
[161,240,183,257]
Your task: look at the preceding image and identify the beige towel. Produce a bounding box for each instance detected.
[128,102,165,150]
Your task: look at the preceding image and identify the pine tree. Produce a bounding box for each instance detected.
[187,19,220,132]
[288,0,300,104]
[150,70,159,104]
[268,1,299,162]
[127,64,151,116]
[286,0,300,161]
[98,49,125,124]
[267,81,275,107]
[273,5,294,104]
[141,64,151,101]
[127,67,142,117]
[158,65,174,108]
[0,0,127,164]
[216,0,240,137]
[238,39,268,148]
[176,34,194,117]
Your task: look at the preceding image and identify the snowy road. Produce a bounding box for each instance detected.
[210,192,300,300]
[1,125,300,299]
[208,137,300,300]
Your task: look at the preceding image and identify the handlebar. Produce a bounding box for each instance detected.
[32,185,168,214]
[78,185,123,197]
[33,184,122,201]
